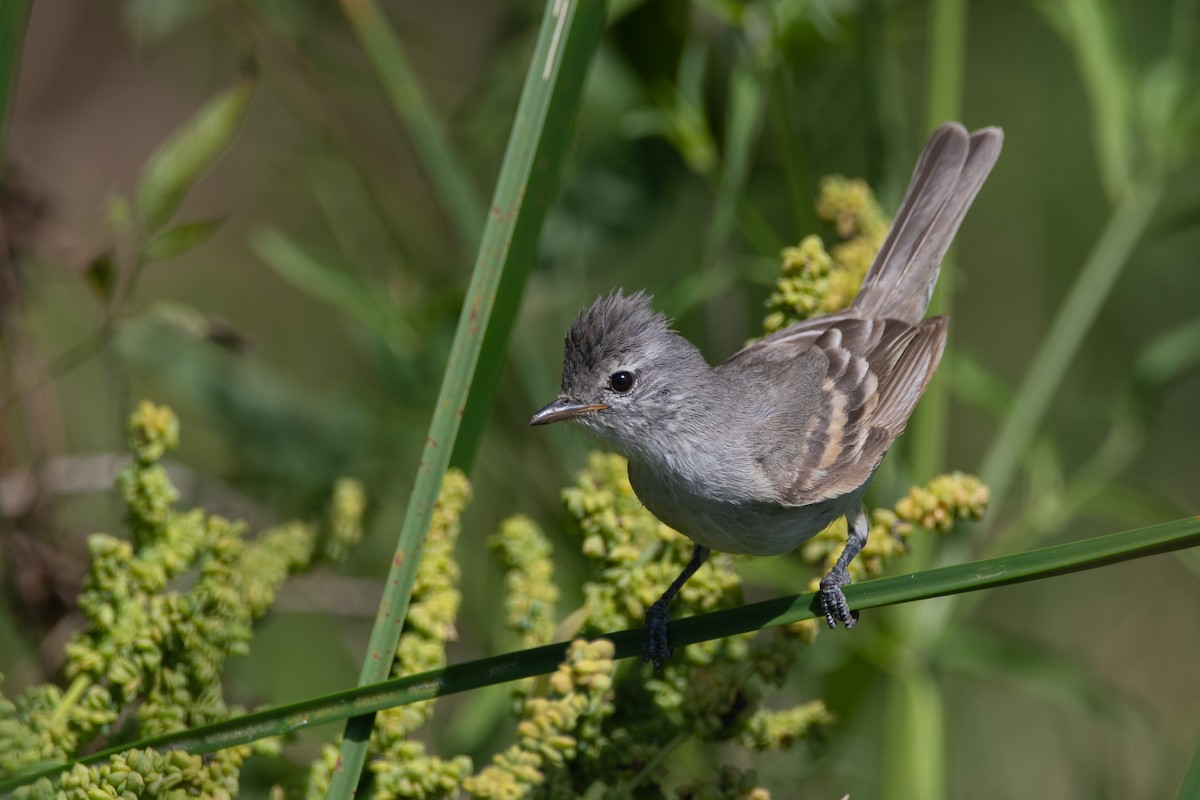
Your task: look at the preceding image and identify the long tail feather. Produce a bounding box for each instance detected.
[851,123,1004,324]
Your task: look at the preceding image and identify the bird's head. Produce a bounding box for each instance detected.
[529,290,707,458]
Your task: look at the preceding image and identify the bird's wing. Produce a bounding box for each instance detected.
[722,310,856,369]
[720,316,948,506]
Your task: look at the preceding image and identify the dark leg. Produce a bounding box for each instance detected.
[819,506,869,629]
[642,543,711,670]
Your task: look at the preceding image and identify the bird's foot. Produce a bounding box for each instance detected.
[641,599,673,670]
[819,568,859,629]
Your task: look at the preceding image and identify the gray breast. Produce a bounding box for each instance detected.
[626,456,857,556]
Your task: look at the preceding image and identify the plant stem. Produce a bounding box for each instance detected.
[910,0,967,483]
[0,0,31,165]
[49,675,91,728]
[338,0,485,251]
[325,1,607,795]
[978,176,1164,519]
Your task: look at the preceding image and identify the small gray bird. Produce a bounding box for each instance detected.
[530,122,1003,669]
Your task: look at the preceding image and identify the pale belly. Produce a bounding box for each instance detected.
[627,458,867,556]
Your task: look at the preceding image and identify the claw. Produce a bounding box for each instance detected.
[819,568,859,629]
[641,599,672,670]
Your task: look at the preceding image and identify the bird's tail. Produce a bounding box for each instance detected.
[851,122,1004,325]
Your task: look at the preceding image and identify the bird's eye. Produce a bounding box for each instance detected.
[609,371,635,393]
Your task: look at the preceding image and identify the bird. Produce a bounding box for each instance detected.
[530,122,1003,669]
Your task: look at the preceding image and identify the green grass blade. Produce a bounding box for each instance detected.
[1057,0,1134,200]
[250,225,415,353]
[0,0,31,164]
[3,516,1194,794]
[324,1,608,795]
[662,58,764,321]
[924,0,966,131]
[882,668,946,800]
[338,0,485,250]
[703,60,763,271]
[909,0,966,483]
[447,0,607,470]
[0,0,29,159]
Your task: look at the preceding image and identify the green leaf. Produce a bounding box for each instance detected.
[136,64,256,234]
[249,226,415,354]
[144,218,224,261]
[1046,0,1134,199]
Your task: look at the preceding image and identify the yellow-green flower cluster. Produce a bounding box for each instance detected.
[0,401,364,797]
[0,679,113,779]
[739,701,834,751]
[675,765,773,800]
[65,511,316,738]
[306,470,472,800]
[815,174,888,241]
[464,639,616,799]
[893,471,989,533]
[393,469,470,683]
[563,451,677,565]
[32,746,254,800]
[490,515,559,649]
[762,235,834,332]
[118,402,182,540]
[762,176,889,334]
[802,472,989,586]
[126,399,180,464]
[367,741,472,800]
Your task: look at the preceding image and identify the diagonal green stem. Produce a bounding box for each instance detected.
[909,0,967,484]
[338,0,485,251]
[4,516,1196,794]
[325,1,607,796]
[1179,732,1200,800]
[0,0,31,165]
[978,176,1164,519]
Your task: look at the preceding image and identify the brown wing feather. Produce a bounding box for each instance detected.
[727,316,947,506]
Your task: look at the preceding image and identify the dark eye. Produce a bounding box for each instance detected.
[609,371,635,393]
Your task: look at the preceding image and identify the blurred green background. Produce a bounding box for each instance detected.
[1,0,1198,797]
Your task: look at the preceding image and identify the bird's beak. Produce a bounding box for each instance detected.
[529,398,609,426]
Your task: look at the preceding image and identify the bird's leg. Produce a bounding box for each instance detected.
[642,543,711,670]
[819,506,869,629]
